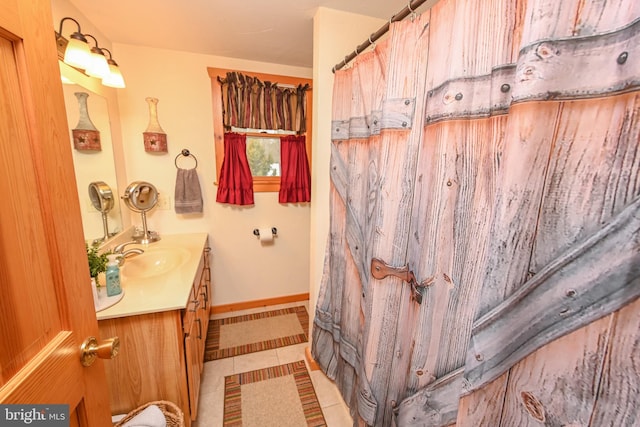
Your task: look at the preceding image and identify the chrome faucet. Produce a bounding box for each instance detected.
[113,241,144,266]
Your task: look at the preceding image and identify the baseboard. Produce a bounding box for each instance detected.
[305,346,320,371]
[210,293,310,314]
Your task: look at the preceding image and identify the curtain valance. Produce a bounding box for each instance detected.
[217,71,310,133]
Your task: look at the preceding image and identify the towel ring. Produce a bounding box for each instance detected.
[175,148,198,169]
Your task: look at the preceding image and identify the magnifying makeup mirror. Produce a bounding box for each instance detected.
[88,181,116,245]
[122,181,161,244]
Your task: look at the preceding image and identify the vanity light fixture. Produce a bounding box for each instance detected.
[100,48,126,88]
[84,34,110,79]
[56,17,91,70]
[55,17,126,89]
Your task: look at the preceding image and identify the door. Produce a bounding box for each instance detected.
[0,0,112,425]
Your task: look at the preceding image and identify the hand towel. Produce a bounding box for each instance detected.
[174,167,203,214]
[121,404,167,427]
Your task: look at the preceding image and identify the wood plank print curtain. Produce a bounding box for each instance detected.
[312,1,640,426]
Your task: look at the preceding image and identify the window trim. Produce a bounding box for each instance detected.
[208,68,313,193]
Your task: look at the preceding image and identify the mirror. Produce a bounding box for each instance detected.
[60,69,125,244]
[122,181,161,244]
[88,181,116,245]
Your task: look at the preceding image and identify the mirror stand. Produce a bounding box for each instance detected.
[122,181,161,244]
[132,211,160,244]
[92,212,119,246]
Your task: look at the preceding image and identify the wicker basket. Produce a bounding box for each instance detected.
[114,400,184,427]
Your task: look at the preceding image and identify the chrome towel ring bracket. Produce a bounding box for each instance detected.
[175,148,198,169]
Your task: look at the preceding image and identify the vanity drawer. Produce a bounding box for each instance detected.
[182,246,207,333]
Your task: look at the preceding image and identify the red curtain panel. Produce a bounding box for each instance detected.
[279,135,311,203]
[216,132,254,205]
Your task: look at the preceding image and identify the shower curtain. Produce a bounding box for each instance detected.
[312,0,640,426]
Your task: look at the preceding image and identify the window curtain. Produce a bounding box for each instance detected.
[312,1,640,427]
[279,135,311,203]
[217,71,310,133]
[215,132,254,205]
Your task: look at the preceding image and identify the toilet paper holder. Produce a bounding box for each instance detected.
[253,227,277,237]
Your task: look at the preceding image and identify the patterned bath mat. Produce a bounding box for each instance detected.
[205,306,309,361]
[223,360,326,426]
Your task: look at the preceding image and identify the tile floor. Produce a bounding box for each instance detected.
[193,301,353,427]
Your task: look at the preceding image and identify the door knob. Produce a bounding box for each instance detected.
[80,336,120,367]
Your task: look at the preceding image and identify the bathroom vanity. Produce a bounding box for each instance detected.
[96,233,210,426]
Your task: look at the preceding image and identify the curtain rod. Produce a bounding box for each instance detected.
[332,0,430,73]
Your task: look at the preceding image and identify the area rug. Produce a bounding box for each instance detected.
[223,360,326,427]
[205,306,309,361]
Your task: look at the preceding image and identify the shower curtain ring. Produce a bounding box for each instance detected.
[407,2,417,21]
[368,33,376,50]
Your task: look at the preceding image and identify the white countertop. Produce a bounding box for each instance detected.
[96,232,209,321]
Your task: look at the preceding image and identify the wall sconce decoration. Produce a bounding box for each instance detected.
[143,97,168,153]
[55,17,126,89]
[72,91,101,151]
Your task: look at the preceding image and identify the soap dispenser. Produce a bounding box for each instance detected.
[105,254,122,297]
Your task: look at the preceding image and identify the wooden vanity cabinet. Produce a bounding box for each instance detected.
[98,243,211,426]
[183,246,211,419]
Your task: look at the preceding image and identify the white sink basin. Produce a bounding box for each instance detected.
[121,247,191,279]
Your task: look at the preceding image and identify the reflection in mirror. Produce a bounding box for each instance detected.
[88,181,116,245]
[61,82,124,243]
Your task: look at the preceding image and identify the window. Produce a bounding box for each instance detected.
[247,135,281,177]
[208,68,312,193]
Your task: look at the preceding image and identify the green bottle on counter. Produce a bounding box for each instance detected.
[105,254,122,297]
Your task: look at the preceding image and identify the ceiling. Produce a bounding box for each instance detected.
[68,0,423,68]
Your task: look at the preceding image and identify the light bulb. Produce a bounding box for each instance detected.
[63,33,91,69]
[86,48,110,79]
[103,60,126,88]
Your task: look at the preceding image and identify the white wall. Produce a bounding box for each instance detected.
[112,44,312,306]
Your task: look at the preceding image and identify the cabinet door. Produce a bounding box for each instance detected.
[185,320,201,421]
[196,247,212,373]
[202,255,211,339]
